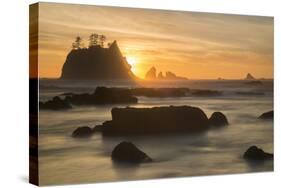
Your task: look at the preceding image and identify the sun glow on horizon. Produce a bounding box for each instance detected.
[126,56,140,76]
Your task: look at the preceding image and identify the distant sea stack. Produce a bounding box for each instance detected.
[60,35,136,80]
[244,73,255,80]
[145,66,187,81]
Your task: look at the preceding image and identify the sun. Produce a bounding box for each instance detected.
[127,57,137,66]
[126,56,138,74]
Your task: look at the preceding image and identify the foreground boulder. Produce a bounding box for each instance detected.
[209,112,228,126]
[65,87,138,105]
[72,126,93,138]
[111,142,152,163]
[98,106,210,136]
[243,146,273,160]
[39,96,72,110]
[259,110,273,120]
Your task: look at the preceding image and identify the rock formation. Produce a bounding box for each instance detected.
[96,106,210,136]
[60,41,136,80]
[258,110,273,120]
[243,146,273,160]
[145,67,157,80]
[72,126,94,138]
[157,72,164,79]
[40,87,138,110]
[39,96,72,110]
[209,112,229,126]
[111,141,152,163]
[145,67,187,80]
[65,87,138,105]
[245,73,255,80]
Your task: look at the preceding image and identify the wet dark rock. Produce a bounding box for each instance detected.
[243,146,273,160]
[65,87,138,105]
[191,89,222,97]
[111,141,152,163]
[259,110,273,120]
[131,88,189,97]
[99,106,209,136]
[39,96,72,110]
[92,125,104,132]
[209,112,229,126]
[72,126,93,138]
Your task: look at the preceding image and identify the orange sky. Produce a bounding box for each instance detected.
[37,2,273,79]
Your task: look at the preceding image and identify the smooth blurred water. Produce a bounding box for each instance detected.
[38,80,273,185]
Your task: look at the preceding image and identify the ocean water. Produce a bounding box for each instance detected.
[38,80,273,185]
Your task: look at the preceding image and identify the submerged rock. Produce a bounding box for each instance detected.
[243,146,273,160]
[259,110,273,120]
[72,126,93,138]
[111,142,152,163]
[209,112,228,126]
[39,96,72,110]
[99,106,209,136]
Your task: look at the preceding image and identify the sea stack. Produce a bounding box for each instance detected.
[245,73,255,80]
[145,66,188,80]
[60,40,136,80]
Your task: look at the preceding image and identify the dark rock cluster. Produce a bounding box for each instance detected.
[258,110,273,120]
[243,146,273,160]
[111,142,152,163]
[39,96,72,110]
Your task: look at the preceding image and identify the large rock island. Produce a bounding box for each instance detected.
[60,37,136,80]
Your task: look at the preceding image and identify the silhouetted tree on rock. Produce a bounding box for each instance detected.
[72,36,82,49]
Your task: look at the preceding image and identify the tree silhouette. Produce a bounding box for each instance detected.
[72,36,82,49]
[99,35,106,47]
[93,33,99,46]
[88,34,94,47]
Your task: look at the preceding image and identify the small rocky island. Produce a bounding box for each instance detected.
[244,73,256,80]
[145,66,188,81]
[60,34,136,80]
